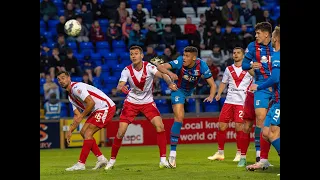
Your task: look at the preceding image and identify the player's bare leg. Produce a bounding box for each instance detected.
[237,120,253,167]
[105,122,129,170]
[268,125,280,156]
[233,122,243,162]
[66,124,105,171]
[208,122,228,161]
[169,104,185,168]
[254,108,270,162]
[150,116,171,168]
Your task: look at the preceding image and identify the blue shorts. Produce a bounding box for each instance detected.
[171,89,193,105]
[264,101,280,127]
[254,89,272,109]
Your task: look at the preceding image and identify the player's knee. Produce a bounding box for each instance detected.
[243,122,252,133]
[235,123,243,132]
[268,126,280,141]
[84,129,94,140]
[262,127,269,140]
[218,123,228,131]
[155,123,165,132]
[116,130,126,139]
[174,115,184,123]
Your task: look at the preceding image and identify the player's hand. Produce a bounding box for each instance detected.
[215,94,221,101]
[168,83,178,91]
[250,84,258,91]
[169,72,178,81]
[251,62,262,69]
[66,130,72,145]
[203,96,214,103]
[121,85,130,94]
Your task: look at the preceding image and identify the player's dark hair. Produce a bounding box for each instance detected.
[273,26,280,43]
[184,46,198,57]
[129,45,143,54]
[233,47,245,54]
[57,71,70,77]
[255,22,272,35]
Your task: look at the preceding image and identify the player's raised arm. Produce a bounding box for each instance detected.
[157,63,178,80]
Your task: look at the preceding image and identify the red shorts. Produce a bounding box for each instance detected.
[119,101,161,124]
[86,106,116,128]
[219,103,244,123]
[243,91,256,121]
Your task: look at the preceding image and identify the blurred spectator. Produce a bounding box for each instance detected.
[56,16,68,37]
[109,88,122,116]
[152,0,169,17]
[262,10,275,28]
[64,49,83,76]
[40,49,54,79]
[209,44,230,69]
[188,26,201,57]
[44,93,61,120]
[205,1,223,29]
[198,25,206,50]
[199,14,207,28]
[101,0,119,21]
[54,35,70,61]
[81,55,102,81]
[161,47,173,63]
[76,16,90,43]
[144,46,158,62]
[82,72,94,86]
[168,0,186,18]
[211,25,224,49]
[50,48,66,76]
[64,2,77,21]
[65,0,81,9]
[122,17,133,46]
[206,57,220,80]
[184,17,197,35]
[128,23,146,49]
[221,1,239,27]
[40,0,59,25]
[215,73,227,94]
[155,14,165,39]
[203,29,214,50]
[43,74,60,101]
[237,24,254,48]
[170,16,184,40]
[222,24,240,52]
[239,0,256,27]
[132,3,146,28]
[251,0,264,23]
[89,0,102,20]
[106,20,121,51]
[90,20,105,45]
[145,24,163,50]
[116,1,129,25]
[80,4,94,29]
[162,24,177,50]
[153,76,162,96]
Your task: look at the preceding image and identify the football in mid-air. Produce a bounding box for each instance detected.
[64,19,81,36]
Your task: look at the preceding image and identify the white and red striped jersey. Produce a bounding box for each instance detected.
[68,82,115,112]
[119,61,158,104]
[222,64,253,105]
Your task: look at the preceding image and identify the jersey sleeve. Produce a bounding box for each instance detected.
[72,83,90,101]
[221,68,229,83]
[200,60,213,79]
[72,104,77,111]
[242,42,255,70]
[272,55,280,68]
[168,55,183,69]
[147,62,158,75]
[119,67,129,82]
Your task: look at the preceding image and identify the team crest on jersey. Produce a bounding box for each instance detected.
[245,48,249,53]
[261,56,269,63]
[173,60,178,64]
[77,89,82,94]
[194,70,199,76]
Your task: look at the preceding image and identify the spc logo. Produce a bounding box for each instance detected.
[40,124,48,142]
[122,124,143,144]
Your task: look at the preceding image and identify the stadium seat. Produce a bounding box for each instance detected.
[197,7,209,16]
[74,53,84,61]
[46,42,56,49]
[81,49,94,56]
[119,52,130,61]
[101,64,110,78]
[221,28,226,33]
[144,0,152,11]
[58,9,65,16]
[40,28,45,36]
[219,97,226,107]
[60,103,68,117]
[126,8,133,17]
[67,41,77,50]
[204,100,219,112]
[40,20,46,28]
[154,99,170,114]
[93,77,102,88]
[90,52,102,62]
[176,40,189,48]
[113,40,126,55]
[232,27,241,34]
[186,98,201,113]
[71,76,83,82]
[183,7,196,17]
[142,8,150,18]
[104,76,118,89]
[191,17,200,25]
[121,59,131,66]
[43,31,53,40]
[48,20,59,28]
[200,50,213,58]
[247,27,254,33]
[176,18,187,25]
[96,41,110,51]
[98,19,109,27]
[146,18,156,24]
[80,42,94,50]
[161,18,172,25]
[129,0,140,10]
[110,63,125,77]
[101,52,118,64]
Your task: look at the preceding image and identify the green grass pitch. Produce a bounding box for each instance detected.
[40,143,280,180]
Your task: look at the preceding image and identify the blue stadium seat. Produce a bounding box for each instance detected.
[91,52,102,61]
[81,49,94,56]
[71,76,82,82]
[40,28,45,36]
[67,41,77,51]
[219,97,226,107]
[97,49,110,54]
[221,28,226,33]
[69,103,74,117]
[104,76,118,89]
[101,64,110,77]
[58,9,65,16]
[129,0,140,10]
[47,42,56,49]
[121,59,131,66]
[186,98,197,112]
[113,40,126,55]
[101,87,111,95]
[80,42,94,50]
[74,53,84,60]
[119,52,130,61]
[60,103,68,117]
[48,20,59,28]
[232,27,241,34]
[93,77,102,88]
[102,52,118,64]
[43,31,53,40]
[49,27,58,38]
[247,27,254,33]
[110,63,125,77]
[96,41,110,51]
[98,19,109,27]
[204,100,220,112]
[176,40,189,48]
[40,20,46,28]
[273,5,280,15]
[154,99,170,114]
[141,29,148,35]
[40,78,46,85]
